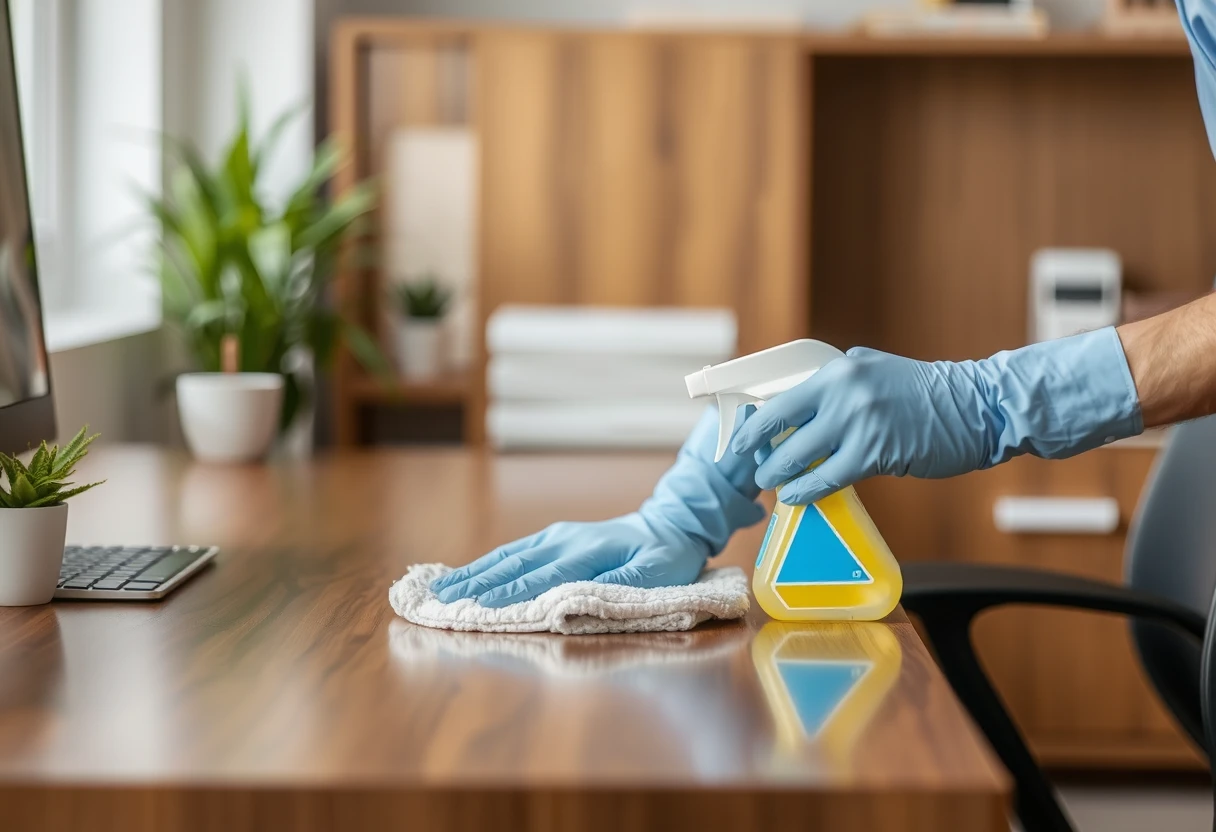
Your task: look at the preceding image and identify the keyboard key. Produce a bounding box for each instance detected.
[92,578,128,590]
[122,581,161,591]
[62,579,95,589]
[132,550,200,584]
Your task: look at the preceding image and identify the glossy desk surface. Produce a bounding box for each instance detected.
[0,447,1008,831]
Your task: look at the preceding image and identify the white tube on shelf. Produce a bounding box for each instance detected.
[992,497,1120,535]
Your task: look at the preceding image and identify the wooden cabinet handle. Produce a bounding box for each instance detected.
[992,497,1120,535]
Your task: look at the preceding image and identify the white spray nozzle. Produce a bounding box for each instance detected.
[684,339,845,462]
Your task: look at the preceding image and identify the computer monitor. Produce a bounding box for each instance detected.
[0,0,55,454]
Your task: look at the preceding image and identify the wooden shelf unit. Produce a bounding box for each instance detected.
[330,21,1216,770]
[348,371,472,406]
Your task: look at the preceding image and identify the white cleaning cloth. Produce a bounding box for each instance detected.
[389,563,750,635]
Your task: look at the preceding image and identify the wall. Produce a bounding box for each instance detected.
[50,330,169,443]
[166,0,313,206]
[51,0,315,445]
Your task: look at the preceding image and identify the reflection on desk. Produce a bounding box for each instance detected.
[390,619,749,678]
[753,622,902,771]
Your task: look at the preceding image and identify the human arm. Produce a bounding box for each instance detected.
[430,406,766,607]
[732,324,1145,505]
[1117,291,1216,428]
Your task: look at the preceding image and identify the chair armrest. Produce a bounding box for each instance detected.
[902,562,1205,640]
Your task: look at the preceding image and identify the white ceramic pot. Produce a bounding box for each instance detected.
[176,373,284,464]
[396,319,444,381]
[0,504,68,606]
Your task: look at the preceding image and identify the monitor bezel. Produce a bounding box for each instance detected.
[0,0,56,456]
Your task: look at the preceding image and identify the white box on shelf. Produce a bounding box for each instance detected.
[487,401,707,450]
[486,306,737,358]
[488,354,722,402]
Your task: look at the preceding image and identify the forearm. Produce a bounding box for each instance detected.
[641,406,766,554]
[1117,292,1216,428]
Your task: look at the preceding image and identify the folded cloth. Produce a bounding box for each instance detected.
[389,563,750,635]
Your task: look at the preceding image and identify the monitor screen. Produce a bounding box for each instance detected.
[0,0,48,411]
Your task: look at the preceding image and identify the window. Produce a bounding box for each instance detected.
[9,0,66,311]
[8,0,162,351]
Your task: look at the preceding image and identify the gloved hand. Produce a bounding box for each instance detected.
[431,407,767,607]
[732,327,1143,505]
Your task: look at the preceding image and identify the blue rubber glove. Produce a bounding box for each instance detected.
[430,407,767,608]
[732,327,1143,505]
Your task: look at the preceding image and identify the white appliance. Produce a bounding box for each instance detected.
[1029,248,1122,343]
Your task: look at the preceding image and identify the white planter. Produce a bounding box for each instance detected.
[0,504,68,606]
[177,373,284,464]
[396,319,445,381]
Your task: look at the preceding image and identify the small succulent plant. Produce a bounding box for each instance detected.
[0,426,104,509]
[395,277,453,320]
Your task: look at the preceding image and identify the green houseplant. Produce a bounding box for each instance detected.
[394,277,452,320]
[145,88,385,438]
[0,427,103,606]
[393,275,453,381]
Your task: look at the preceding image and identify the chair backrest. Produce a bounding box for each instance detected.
[1126,415,1216,751]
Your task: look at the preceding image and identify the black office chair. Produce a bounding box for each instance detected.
[903,414,1216,832]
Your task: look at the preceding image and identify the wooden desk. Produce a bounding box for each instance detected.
[0,446,1008,831]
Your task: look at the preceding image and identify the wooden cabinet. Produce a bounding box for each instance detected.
[859,447,1204,769]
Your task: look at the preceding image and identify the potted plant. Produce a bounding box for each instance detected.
[143,86,386,458]
[0,427,103,606]
[393,276,452,381]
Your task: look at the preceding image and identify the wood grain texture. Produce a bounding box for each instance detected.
[860,448,1205,770]
[811,54,1216,360]
[477,31,808,351]
[0,446,1007,832]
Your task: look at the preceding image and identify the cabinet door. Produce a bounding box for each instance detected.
[857,449,1204,769]
[476,31,808,356]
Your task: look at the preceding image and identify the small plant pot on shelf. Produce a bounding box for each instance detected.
[0,504,68,606]
[396,319,444,381]
[177,373,284,464]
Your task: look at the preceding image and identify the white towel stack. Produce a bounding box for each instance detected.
[485,306,737,450]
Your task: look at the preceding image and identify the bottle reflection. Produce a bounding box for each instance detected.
[752,622,902,770]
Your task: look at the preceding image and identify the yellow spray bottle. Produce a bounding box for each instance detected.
[685,340,902,621]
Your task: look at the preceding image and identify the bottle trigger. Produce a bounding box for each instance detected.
[713,393,753,462]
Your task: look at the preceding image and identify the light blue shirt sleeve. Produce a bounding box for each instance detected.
[1178,0,1216,159]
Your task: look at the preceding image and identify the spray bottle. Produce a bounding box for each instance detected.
[685,340,902,621]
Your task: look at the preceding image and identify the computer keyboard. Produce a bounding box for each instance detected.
[55,544,219,600]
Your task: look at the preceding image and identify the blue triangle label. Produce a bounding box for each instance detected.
[775,505,873,585]
[776,660,872,736]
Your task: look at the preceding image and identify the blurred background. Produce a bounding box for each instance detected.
[13,0,1216,829]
